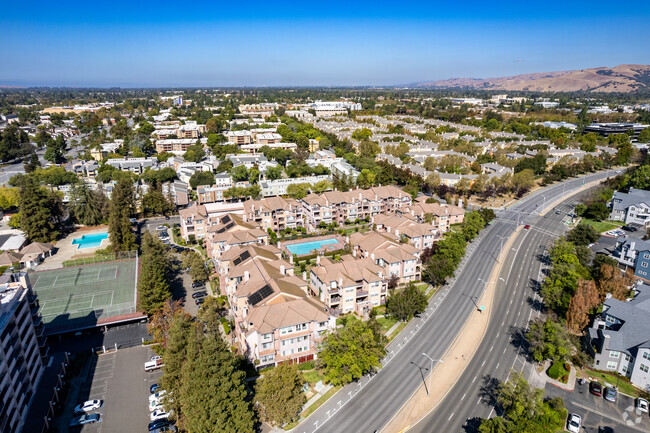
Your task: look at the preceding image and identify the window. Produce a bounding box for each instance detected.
[642,262,648,268]
[319,321,328,328]
[606,361,618,370]
[644,253,650,259]
[641,364,649,373]
[643,352,650,360]
[610,351,620,359]
[345,297,354,302]
[605,315,616,324]
[261,342,272,350]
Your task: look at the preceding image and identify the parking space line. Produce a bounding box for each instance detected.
[570,401,649,433]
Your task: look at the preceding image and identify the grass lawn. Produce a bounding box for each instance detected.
[376,315,399,333]
[579,218,625,233]
[387,321,407,341]
[585,369,647,398]
[302,369,324,385]
[372,305,386,315]
[284,386,341,430]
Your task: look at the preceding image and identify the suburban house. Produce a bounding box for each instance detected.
[588,283,650,391]
[610,188,650,229]
[613,237,650,281]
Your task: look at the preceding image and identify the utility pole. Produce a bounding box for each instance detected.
[421,353,443,396]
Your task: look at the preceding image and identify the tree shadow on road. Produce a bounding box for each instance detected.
[508,325,530,357]
[462,417,483,433]
[526,296,544,313]
[478,374,500,406]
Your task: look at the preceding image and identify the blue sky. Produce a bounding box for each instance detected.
[1,1,649,87]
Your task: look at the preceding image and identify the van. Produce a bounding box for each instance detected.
[145,358,164,372]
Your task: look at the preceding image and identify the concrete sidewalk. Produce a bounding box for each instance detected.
[382,227,522,433]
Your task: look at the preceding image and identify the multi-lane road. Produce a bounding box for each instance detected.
[293,170,614,433]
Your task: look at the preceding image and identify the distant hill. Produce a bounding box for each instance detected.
[415,64,650,93]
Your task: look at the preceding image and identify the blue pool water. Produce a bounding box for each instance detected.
[285,238,339,256]
[72,232,108,249]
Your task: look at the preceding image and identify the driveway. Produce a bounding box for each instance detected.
[546,381,650,433]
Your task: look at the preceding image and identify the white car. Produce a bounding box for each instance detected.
[637,397,649,413]
[149,391,167,403]
[567,413,581,433]
[150,409,171,421]
[73,400,103,414]
[150,401,164,412]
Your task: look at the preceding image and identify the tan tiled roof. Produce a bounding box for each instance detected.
[245,297,329,335]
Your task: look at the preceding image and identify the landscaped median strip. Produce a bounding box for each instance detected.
[382,226,522,433]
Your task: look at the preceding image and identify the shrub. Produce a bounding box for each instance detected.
[561,374,569,383]
[547,361,568,380]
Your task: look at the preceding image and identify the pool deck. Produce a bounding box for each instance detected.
[280,234,346,257]
[38,226,111,270]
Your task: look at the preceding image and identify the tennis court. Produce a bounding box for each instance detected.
[28,259,138,334]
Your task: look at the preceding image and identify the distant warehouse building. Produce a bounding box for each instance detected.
[584,123,649,140]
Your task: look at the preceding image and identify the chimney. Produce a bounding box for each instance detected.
[364,251,369,258]
[316,255,321,265]
[338,277,343,287]
[280,265,285,275]
[289,254,294,264]
[345,235,350,245]
[244,270,250,281]
[371,253,375,260]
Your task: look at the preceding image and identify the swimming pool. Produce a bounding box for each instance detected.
[285,238,339,256]
[72,232,108,249]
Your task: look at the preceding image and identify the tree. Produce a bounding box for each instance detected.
[591,254,619,281]
[638,127,650,143]
[508,169,535,197]
[525,318,573,362]
[18,176,61,242]
[0,187,20,210]
[183,251,208,283]
[160,314,194,419]
[138,232,173,314]
[265,165,283,180]
[387,282,428,321]
[286,183,310,199]
[255,364,306,426]
[566,279,600,334]
[180,332,255,433]
[352,128,372,141]
[566,224,599,246]
[69,183,102,225]
[629,165,650,190]
[189,171,215,189]
[24,151,41,173]
[183,144,206,163]
[108,178,136,252]
[596,264,634,300]
[311,179,332,194]
[461,211,486,242]
[33,166,78,186]
[318,318,386,386]
[584,201,609,221]
[231,165,248,182]
[148,299,189,347]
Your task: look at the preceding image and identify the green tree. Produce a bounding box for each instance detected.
[352,128,372,141]
[18,176,61,242]
[0,187,20,210]
[566,224,599,246]
[461,211,486,241]
[638,127,650,143]
[286,183,310,199]
[108,178,136,252]
[180,332,255,433]
[138,232,173,314]
[69,183,102,225]
[189,171,215,189]
[160,314,194,418]
[584,201,609,221]
[629,165,650,190]
[183,144,206,163]
[265,165,283,180]
[255,364,306,426]
[231,165,248,182]
[24,151,41,173]
[525,318,573,362]
[318,318,386,386]
[312,179,332,194]
[183,251,208,283]
[387,282,428,321]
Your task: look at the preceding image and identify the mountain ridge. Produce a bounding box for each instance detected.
[415,64,650,93]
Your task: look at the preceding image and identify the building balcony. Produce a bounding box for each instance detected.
[356,290,368,297]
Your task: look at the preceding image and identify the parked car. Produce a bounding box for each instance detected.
[151,409,171,422]
[195,297,204,305]
[598,427,614,433]
[191,281,204,289]
[567,413,581,433]
[555,210,562,214]
[151,355,162,362]
[156,225,166,231]
[149,391,166,402]
[150,384,160,394]
[148,419,173,431]
[191,291,206,299]
[150,401,164,412]
[636,397,649,413]
[604,386,617,402]
[73,400,103,414]
[145,358,164,372]
[151,426,177,433]
[70,413,101,426]
[589,381,603,396]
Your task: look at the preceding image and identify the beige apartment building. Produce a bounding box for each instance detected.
[349,231,421,283]
[226,130,253,145]
[242,196,304,232]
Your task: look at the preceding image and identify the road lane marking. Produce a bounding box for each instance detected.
[461,393,466,401]
[448,412,454,421]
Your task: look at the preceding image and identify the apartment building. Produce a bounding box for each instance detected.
[238,103,278,118]
[260,175,331,197]
[178,202,245,241]
[162,181,189,207]
[240,142,297,154]
[588,284,650,390]
[610,188,650,229]
[256,133,283,145]
[0,274,47,433]
[349,231,421,282]
[403,199,465,232]
[204,214,268,261]
[90,141,121,161]
[613,238,650,281]
[242,298,334,367]
[373,214,441,250]
[196,174,234,205]
[226,130,253,145]
[155,138,203,155]
[105,157,157,174]
[242,196,304,232]
[300,186,412,231]
[310,255,387,315]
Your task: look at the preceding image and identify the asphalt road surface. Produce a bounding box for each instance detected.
[292,170,614,433]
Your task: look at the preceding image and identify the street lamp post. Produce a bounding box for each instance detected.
[422,353,443,396]
[495,235,506,261]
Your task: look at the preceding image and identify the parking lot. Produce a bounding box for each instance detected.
[64,345,163,433]
[546,381,650,432]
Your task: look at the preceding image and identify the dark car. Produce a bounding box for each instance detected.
[191,291,207,299]
[589,381,603,396]
[598,427,614,433]
[150,383,160,394]
[191,281,204,289]
[195,297,204,305]
[604,386,617,402]
[148,419,173,431]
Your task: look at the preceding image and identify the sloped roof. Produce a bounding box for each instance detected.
[245,297,329,335]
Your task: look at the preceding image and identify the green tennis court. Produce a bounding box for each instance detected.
[28,259,138,333]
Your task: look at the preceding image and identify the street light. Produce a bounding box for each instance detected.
[495,235,506,261]
[422,352,443,396]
